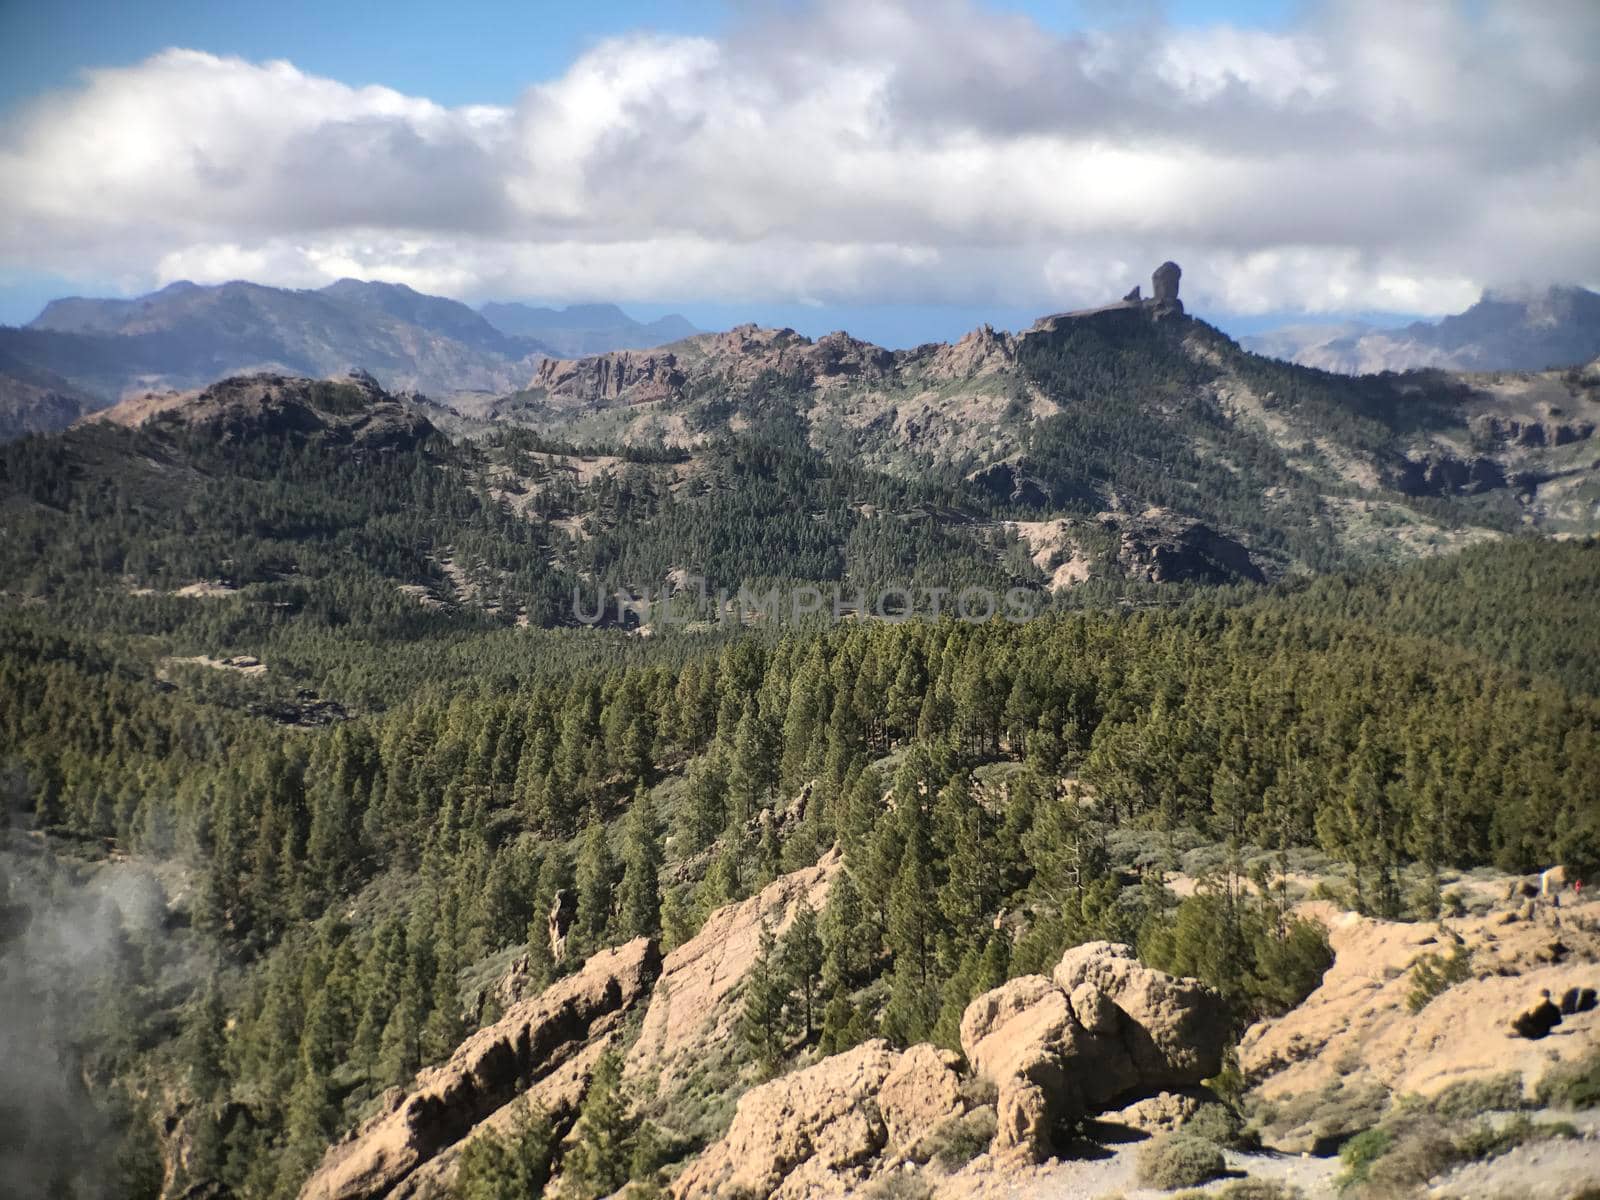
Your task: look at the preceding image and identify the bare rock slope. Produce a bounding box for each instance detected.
[299,938,660,1200]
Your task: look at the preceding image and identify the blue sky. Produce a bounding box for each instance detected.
[1,1,1591,347]
[0,1,1298,113]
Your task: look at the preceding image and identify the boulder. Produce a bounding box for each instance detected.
[959,943,1228,1161]
[547,888,576,965]
[1509,990,1563,1040]
[670,1040,962,1200]
[1559,986,1598,1015]
[878,1044,966,1152]
[1053,942,1231,1089]
[299,938,660,1200]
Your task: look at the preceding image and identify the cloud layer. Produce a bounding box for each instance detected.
[2,0,1597,315]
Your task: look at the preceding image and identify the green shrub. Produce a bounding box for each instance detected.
[864,1170,933,1200]
[1181,1102,1253,1150]
[1405,944,1472,1013]
[1426,1073,1526,1118]
[1136,1134,1227,1191]
[1455,1115,1578,1161]
[1359,1122,1457,1194]
[1252,1078,1390,1153]
[1336,1126,1393,1190]
[917,1107,997,1168]
[1535,1051,1600,1109]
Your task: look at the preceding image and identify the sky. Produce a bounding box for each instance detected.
[1,0,1596,346]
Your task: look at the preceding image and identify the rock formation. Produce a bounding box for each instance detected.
[547,888,576,965]
[530,348,686,405]
[959,942,1229,1161]
[1152,261,1183,313]
[83,372,435,451]
[298,938,660,1200]
[624,846,841,1101]
[1510,989,1564,1039]
[1112,508,1264,585]
[669,1040,966,1200]
[1238,899,1600,1124]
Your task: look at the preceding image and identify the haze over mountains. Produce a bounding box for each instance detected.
[1243,285,1600,375]
[0,278,698,439]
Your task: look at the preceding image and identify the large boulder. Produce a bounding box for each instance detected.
[669,1040,963,1200]
[959,943,1228,1160]
[1053,941,1231,1089]
[299,938,660,1200]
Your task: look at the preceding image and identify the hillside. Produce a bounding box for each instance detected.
[3,268,1600,1200]
[494,265,1600,576]
[4,533,1598,1199]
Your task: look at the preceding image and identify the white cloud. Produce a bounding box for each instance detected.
[1,0,1597,317]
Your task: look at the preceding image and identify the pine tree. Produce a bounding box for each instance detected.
[821,869,870,992]
[453,1099,558,1200]
[739,917,790,1072]
[728,707,776,824]
[887,839,934,984]
[617,787,663,939]
[574,811,618,948]
[184,980,228,1102]
[779,899,824,1040]
[561,1048,633,1199]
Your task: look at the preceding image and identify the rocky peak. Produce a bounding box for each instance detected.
[1152,260,1183,313]
[80,371,435,450]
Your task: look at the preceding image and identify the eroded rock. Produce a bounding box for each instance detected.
[624,847,841,1102]
[958,942,1228,1161]
[669,1040,963,1200]
[299,938,660,1200]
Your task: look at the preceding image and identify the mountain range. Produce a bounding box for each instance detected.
[0,279,697,439]
[9,264,1598,619]
[1242,285,1600,374]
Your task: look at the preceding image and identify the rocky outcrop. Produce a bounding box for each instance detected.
[624,847,841,1101]
[967,458,1049,507]
[1510,990,1564,1039]
[531,349,686,405]
[547,888,576,965]
[1239,898,1600,1108]
[669,1040,965,1200]
[959,942,1228,1161]
[1471,413,1597,448]
[921,323,1016,381]
[1113,508,1264,585]
[1152,261,1183,314]
[1391,451,1507,497]
[84,372,436,450]
[299,938,660,1200]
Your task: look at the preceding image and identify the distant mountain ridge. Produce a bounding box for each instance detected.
[478,301,698,357]
[1244,285,1600,374]
[0,279,697,438]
